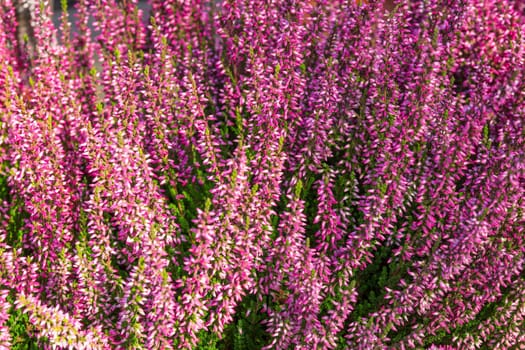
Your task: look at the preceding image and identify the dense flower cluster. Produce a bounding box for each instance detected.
[0,0,524,349]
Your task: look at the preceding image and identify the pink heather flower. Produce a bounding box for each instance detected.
[261,187,327,349]
[0,289,11,349]
[15,293,110,349]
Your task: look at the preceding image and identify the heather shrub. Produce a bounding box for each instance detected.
[0,0,524,349]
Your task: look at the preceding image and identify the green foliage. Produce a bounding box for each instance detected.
[0,174,28,250]
[195,330,221,350]
[351,244,409,324]
[215,294,270,350]
[6,292,40,349]
[164,146,214,281]
[192,295,269,350]
[0,173,37,348]
[302,175,321,243]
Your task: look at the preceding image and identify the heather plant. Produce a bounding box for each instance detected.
[0,0,524,349]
